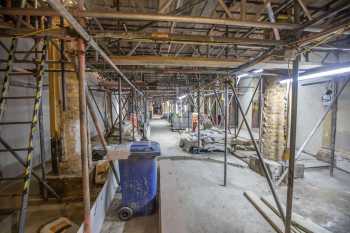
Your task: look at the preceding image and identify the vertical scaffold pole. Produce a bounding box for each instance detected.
[224,77,228,186]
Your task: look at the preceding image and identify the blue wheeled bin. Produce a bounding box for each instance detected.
[118,141,160,220]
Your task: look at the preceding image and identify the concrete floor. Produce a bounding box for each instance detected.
[3,119,349,233]
[100,195,159,233]
[101,118,350,233]
[0,172,85,233]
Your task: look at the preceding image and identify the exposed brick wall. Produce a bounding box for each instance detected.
[262,77,287,161]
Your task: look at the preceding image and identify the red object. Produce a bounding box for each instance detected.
[129,113,138,128]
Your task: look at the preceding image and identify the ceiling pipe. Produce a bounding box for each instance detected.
[46,0,143,95]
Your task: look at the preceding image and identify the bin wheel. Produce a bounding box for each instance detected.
[118,207,133,221]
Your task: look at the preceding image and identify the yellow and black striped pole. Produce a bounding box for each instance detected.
[0,38,16,120]
[18,39,47,233]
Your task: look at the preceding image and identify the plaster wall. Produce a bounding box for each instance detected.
[296,78,350,157]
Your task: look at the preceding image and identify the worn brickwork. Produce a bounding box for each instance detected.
[262,77,287,161]
[59,62,82,175]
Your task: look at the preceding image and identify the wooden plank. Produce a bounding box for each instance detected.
[111,55,244,68]
[93,31,286,47]
[261,196,333,233]
[159,160,187,233]
[244,191,285,233]
[296,0,312,21]
[217,0,233,18]
[109,55,321,69]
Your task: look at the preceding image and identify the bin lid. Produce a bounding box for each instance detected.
[129,140,161,158]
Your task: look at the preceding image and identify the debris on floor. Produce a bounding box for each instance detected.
[244,191,332,233]
[179,128,234,152]
[248,156,283,181]
[39,217,78,233]
[230,137,258,151]
[248,156,304,181]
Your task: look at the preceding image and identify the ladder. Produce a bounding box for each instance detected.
[0,37,60,233]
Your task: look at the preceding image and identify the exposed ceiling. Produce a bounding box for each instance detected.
[1,0,350,99]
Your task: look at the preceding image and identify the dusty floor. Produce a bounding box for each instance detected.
[147,119,350,233]
[2,119,350,233]
[100,194,159,233]
[23,118,345,233]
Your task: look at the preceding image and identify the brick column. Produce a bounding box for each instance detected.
[59,42,82,175]
[262,76,288,161]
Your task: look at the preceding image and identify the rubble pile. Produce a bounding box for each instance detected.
[179,128,233,152]
[230,137,258,151]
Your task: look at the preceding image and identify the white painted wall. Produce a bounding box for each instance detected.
[237,75,350,157]
[238,77,260,132]
[295,82,326,154]
[296,78,350,156]
[334,79,350,154]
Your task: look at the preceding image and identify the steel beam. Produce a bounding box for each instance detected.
[285,54,299,233]
[78,36,91,233]
[224,77,228,186]
[259,76,264,151]
[131,90,135,141]
[330,80,338,176]
[118,77,122,143]
[197,82,200,149]
[1,8,325,32]
[43,1,142,95]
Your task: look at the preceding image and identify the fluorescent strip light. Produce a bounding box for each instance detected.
[253,68,264,74]
[280,79,291,84]
[178,94,187,100]
[280,66,350,84]
[300,66,350,80]
[237,73,248,79]
[235,77,240,85]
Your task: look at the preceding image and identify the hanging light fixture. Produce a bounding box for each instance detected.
[280,66,350,84]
